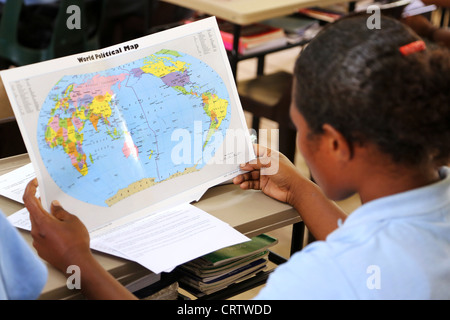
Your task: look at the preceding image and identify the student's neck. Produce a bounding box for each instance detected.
[357,162,440,204]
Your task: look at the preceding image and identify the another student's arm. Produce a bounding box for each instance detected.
[23,179,137,300]
[233,145,347,241]
[421,0,450,8]
[402,14,450,49]
[431,27,450,48]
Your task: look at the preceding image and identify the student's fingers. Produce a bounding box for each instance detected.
[253,144,275,159]
[50,200,71,221]
[233,170,260,185]
[239,144,275,171]
[23,179,62,243]
[240,156,273,171]
[233,171,262,190]
[240,159,274,175]
[23,179,53,225]
[239,179,261,190]
[23,178,39,207]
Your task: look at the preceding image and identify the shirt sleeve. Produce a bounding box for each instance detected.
[0,212,47,300]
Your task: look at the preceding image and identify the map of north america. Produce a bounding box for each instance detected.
[37,49,231,207]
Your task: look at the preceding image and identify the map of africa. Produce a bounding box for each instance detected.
[37,49,231,207]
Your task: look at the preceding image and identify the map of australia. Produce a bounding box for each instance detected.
[37,49,231,207]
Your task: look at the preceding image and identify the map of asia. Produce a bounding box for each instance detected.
[37,49,231,207]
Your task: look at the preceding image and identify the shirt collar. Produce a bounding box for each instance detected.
[337,167,450,231]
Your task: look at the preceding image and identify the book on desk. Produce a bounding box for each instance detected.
[186,15,326,55]
[297,7,344,23]
[123,234,279,299]
[177,234,277,297]
[218,20,287,55]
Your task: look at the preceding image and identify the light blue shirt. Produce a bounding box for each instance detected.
[256,167,450,299]
[0,212,47,300]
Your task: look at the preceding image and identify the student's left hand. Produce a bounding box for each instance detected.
[233,144,304,206]
[23,178,91,274]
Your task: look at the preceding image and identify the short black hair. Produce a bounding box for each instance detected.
[294,14,450,166]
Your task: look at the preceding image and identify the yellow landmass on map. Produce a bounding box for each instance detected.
[105,177,157,207]
[90,93,113,118]
[140,55,187,78]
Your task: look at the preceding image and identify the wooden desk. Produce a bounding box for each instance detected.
[0,154,301,299]
[161,0,350,76]
[162,0,345,25]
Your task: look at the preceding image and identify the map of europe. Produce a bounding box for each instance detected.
[37,49,231,207]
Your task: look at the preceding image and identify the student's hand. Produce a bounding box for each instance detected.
[233,145,304,206]
[23,178,91,274]
[23,179,139,299]
[234,145,348,240]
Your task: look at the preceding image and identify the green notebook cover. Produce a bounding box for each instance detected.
[181,250,269,277]
[199,234,278,266]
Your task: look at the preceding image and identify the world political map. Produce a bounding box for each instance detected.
[37,49,231,207]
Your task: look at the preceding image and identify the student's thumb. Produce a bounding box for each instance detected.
[50,200,70,221]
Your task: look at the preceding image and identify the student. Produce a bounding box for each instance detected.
[23,14,450,299]
[0,210,47,299]
[236,14,450,299]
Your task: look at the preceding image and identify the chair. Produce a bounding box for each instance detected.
[0,0,108,67]
[99,0,150,47]
[0,0,109,158]
[238,71,297,162]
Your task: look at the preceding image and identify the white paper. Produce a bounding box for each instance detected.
[7,207,31,230]
[9,202,249,274]
[0,163,38,203]
[90,203,249,274]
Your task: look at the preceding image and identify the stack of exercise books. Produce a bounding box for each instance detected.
[177,234,278,297]
[217,20,287,55]
[298,6,345,23]
[185,16,287,55]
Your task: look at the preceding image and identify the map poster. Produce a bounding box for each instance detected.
[1,17,255,231]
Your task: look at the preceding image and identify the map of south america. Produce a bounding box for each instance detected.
[38,49,231,207]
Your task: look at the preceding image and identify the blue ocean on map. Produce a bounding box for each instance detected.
[37,50,231,207]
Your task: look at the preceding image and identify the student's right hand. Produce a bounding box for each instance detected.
[233,145,305,207]
[23,178,137,299]
[23,178,91,274]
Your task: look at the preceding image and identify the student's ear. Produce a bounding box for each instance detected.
[321,124,352,162]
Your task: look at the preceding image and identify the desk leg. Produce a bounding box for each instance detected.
[231,24,241,79]
[257,55,265,75]
[290,221,305,256]
[348,1,356,12]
